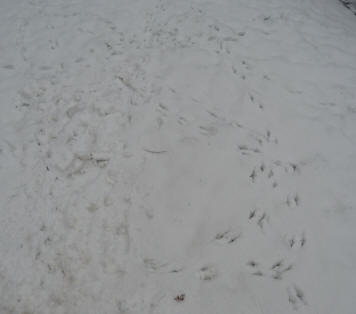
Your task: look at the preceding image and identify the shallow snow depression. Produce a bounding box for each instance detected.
[1,0,356,313]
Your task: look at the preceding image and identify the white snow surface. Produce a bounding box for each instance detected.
[1,0,356,313]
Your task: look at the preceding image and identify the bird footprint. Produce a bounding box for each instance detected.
[287,285,307,309]
[214,230,242,244]
[198,265,218,281]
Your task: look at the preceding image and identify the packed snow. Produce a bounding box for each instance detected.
[1,0,356,313]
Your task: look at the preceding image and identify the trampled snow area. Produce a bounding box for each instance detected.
[1,0,356,313]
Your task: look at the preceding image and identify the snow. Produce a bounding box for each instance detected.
[1,0,356,313]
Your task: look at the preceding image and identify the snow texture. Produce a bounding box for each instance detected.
[1,0,356,313]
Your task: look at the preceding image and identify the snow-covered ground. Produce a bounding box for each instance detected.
[1,0,356,313]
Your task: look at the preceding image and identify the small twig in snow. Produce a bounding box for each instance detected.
[143,149,168,154]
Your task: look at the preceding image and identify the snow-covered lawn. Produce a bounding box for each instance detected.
[1,0,356,313]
